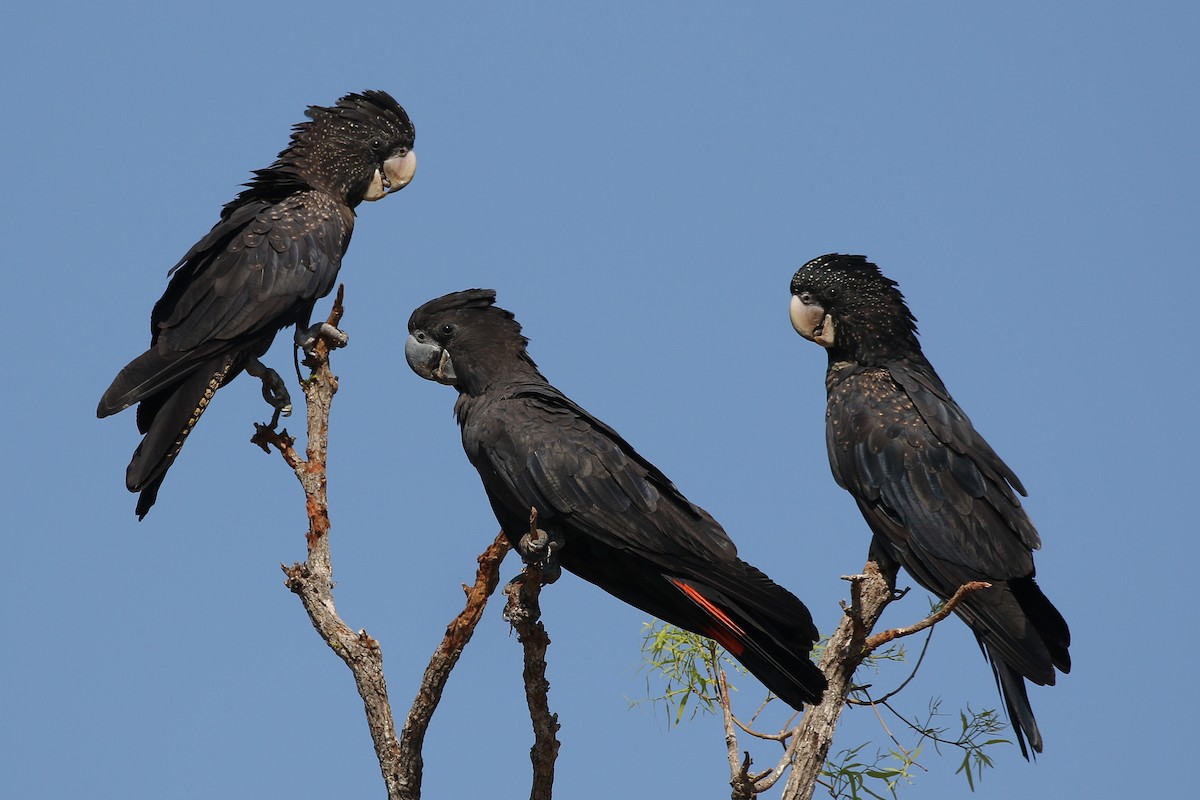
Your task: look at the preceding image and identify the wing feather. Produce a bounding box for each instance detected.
[465,384,736,563]
[154,191,349,355]
[829,364,1036,580]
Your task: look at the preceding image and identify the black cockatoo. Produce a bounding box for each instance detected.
[788,253,1070,757]
[405,289,826,710]
[99,90,416,518]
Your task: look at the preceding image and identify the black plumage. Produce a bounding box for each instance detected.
[406,290,826,710]
[98,90,416,518]
[788,253,1070,757]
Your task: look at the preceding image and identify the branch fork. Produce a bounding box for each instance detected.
[256,289,514,799]
[752,561,986,800]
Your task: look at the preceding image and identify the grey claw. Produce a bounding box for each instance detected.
[518,527,551,562]
[516,526,564,585]
[296,322,349,353]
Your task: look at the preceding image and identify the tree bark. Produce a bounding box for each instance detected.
[503,511,561,800]
[779,560,896,800]
[255,290,512,799]
[396,533,511,797]
[254,289,412,797]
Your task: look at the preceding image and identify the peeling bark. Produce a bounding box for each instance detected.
[255,289,510,799]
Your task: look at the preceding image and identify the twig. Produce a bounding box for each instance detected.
[863,581,990,654]
[872,696,981,756]
[717,667,755,799]
[732,715,792,743]
[752,728,802,794]
[503,508,561,800]
[865,689,911,760]
[397,533,511,797]
[746,694,779,730]
[254,288,406,799]
[846,625,936,706]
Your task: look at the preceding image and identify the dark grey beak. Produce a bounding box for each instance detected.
[405,332,457,385]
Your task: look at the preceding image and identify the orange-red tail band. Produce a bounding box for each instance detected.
[670,578,746,656]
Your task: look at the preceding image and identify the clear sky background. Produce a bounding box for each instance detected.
[3,2,1195,798]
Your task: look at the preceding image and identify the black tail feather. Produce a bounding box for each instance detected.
[668,567,826,709]
[1011,576,1072,675]
[723,628,827,710]
[123,354,239,518]
[949,576,1070,758]
[555,537,825,710]
[989,652,1043,759]
[99,346,210,419]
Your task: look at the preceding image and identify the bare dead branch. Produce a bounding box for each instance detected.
[503,508,560,800]
[256,289,408,799]
[752,728,802,795]
[396,533,511,797]
[732,714,793,743]
[863,581,991,654]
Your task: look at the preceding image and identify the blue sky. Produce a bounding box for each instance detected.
[3,2,1196,797]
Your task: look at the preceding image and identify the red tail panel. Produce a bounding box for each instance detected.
[670,579,746,656]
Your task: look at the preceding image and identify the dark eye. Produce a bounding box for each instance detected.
[439,323,456,338]
[826,286,839,299]
[369,137,385,151]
